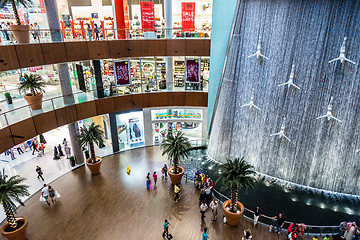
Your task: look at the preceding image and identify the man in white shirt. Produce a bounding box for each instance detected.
[200,202,208,220]
[41,184,50,206]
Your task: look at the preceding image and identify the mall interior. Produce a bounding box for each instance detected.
[0,0,359,239]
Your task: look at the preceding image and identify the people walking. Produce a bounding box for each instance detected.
[36,166,44,181]
[174,184,180,202]
[53,146,60,160]
[153,171,158,186]
[58,144,64,157]
[48,185,56,204]
[87,24,92,40]
[41,184,50,206]
[162,164,168,179]
[272,213,285,235]
[209,199,218,221]
[33,23,40,40]
[202,228,209,240]
[200,201,208,220]
[253,206,262,226]
[162,219,171,238]
[9,148,15,160]
[65,145,71,159]
[94,23,100,40]
[16,145,24,154]
[243,228,252,239]
[63,138,68,147]
[32,138,39,155]
[146,173,151,190]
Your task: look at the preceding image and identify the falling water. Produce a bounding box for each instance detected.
[208,0,360,195]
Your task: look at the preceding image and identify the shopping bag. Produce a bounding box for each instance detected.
[39,196,46,204]
[55,191,61,198]
[223,216,227,224]
[269,225,273,232]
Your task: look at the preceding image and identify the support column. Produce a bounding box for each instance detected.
[76,64,86,92]
[92,60,104,98]
[112,0,129,39]
[143,108,153,147]
[109,113,119,153]
[164,0,173,90]
[44,0,84,164]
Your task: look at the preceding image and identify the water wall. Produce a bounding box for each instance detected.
[208,0,360,195]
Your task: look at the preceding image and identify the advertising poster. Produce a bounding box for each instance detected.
[181,2,195,31]
[185,59,200,83]
[140,2,155,32]
[114,60,131,86]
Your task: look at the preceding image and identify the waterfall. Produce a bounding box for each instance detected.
[208,0,360,195]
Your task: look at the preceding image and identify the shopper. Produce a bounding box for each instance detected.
[48,185,56,204]
[323,235,330,240]
[63,138,68,147]
[174,184,180,202]
[152,171,158,186]
[58,144,64,157]
[146,173,151,190]
[53,146,60,160]
[200,201,208,220]
[36,166,44,181]
[41,184,50,206]
[9,148,15,160]
[272,213,285,235]
[32,138,39,155]
[87,24,92,40]
[312,236,318,240]
[162,219,171,238]
[65,145,71,159]
[202,228,209,240]
[253,206,262,226]
[16,145,24,154]
[33,23,40,40]
[195,170,202,188]
[339,221,347,236]
[243,228,252,240]
[162,164,168,179]
[209,199,218,221]
[94,23,100,40]
[297,222,306,236]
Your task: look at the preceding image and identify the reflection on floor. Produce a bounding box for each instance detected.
[2,147,313,240]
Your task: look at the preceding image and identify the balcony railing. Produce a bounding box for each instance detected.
[0,82,207,129]
[0,28,211,45]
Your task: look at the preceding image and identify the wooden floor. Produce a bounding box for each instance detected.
[1,146,314,240]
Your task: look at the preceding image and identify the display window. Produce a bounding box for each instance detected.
[151,108,202,121]
[116,111,145,150]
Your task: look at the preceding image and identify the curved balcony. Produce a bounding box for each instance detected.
[0,84,208,154]
[0,28,211,71]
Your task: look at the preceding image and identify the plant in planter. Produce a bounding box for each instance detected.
[18,73,45,110]
[0,169,30,240]
[77,123,105,175]
[2,0,33,43]
[216,157,256,226]
[4,93,12,104]
[161,131,191,185]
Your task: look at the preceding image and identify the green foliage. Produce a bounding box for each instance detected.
[0,169,29,227]
[77,123,104,163]
[161,131,191,173]
[18,74,46,96]
[4,92,10,98]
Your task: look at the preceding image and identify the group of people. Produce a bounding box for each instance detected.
[145,164,170,190]
[336,221,360,240]
[53,138,71,160]
[86,24,101,41]
[0,22,40,43]
[4,136,46,160]
[41,183,59,206]
[195,170,214,203]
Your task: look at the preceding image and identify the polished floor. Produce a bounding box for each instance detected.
[1,147,316,240]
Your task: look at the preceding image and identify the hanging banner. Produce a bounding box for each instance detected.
[39,0,46,13]
[140,2,155,32]
[185,59,200,83]
[114,60,131,86]
[181,2,195,31]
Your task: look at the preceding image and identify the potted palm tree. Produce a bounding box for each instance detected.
[161,131,191,185]
[216,157,256,226]
[77,123,105,175]
[5,0,33,43]
[18,73,45,110]
[0,170,30,240]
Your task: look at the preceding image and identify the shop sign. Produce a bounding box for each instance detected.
[114,60,131,86]
[185,59,200,83]
[140,2,155,32]
[29,67,37,72]
[181,2,195,31]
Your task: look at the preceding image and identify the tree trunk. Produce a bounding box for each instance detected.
[11,0,21,26]
[230,189,238,213]
[3,202,17,229]
[173,156,179,174]
[89,142,96,163]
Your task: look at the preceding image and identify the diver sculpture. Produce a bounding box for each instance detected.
[270,118,291,142]
[247,36,268,60]
[328,37,356,65]
[316,97,341,122]
[240,93,261,111]
[278,65,300,90]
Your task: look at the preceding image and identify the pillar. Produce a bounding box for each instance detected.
[143,108,153,146]
[44,0,85,164]
[109,113,119,153]
[76,64,86,92]
[92,60,105,98]
[164,0,173,90]
[112,0,129,39]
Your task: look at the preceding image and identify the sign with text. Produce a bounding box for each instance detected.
[140,2,155,32]
[181,2,195,31]
[185,59,200,83]
[114,60,131,86]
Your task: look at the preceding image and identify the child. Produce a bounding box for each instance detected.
[153,171,158,186]
[323,235,330,240]
[312,236,318,240]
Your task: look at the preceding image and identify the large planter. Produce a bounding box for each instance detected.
[222,200,244,226]
[168,166,184,185]
[9,25,30,44]
[1,216,28,240]
[86,157,102,175]
[24,93,43,110]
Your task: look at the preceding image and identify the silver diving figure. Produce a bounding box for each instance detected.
[278,64,300,90]
[240,93,261,111]
[316,97,341,123]
[247,36,268,60]
[270,118,291,142]
[328,37,356,65]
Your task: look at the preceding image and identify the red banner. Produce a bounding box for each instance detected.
[182,2,195,31]
[114,60,131,86]
[39,0,46,13]
[140,2,155,32]
[186,59,200,83]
